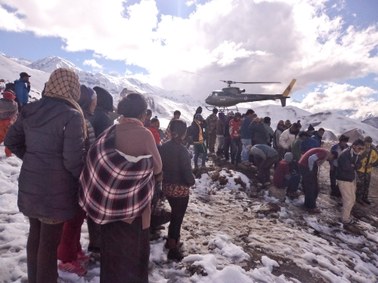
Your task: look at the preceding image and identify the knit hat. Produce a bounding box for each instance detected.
[283,152,293,163]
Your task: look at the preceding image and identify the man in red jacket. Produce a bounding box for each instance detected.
[298,148,336,213]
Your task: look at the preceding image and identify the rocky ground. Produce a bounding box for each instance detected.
[151,153,378,283]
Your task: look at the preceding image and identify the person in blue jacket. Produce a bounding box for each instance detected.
[14,72,31,109]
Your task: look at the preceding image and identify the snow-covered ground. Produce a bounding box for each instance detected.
[1,144,378,283]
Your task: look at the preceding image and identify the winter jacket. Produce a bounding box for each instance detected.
[263,123,274,145]
[148,127,161,145]
[330,142,349,169]
[240,116,252,139]
[206,113,218,134]
[336,148,359,182]
[229,118,241,139]
[91,86,114,137]
[14,79,30,106]
[91,108,113,137]
[0,97,18,120]
[216,116,226,136]
[357,148,378,174]
[273,125,285,149]
[279,128,296,150]
[187,121,204,144]
[291,138,303,161]
[250,144,278,160]
[301,137,319,153]
[250,122,269,145]
[298,148,329,170]
[159,140,195,186]
[4,97,85,221]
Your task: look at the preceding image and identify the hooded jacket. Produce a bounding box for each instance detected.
[5,97,85,221]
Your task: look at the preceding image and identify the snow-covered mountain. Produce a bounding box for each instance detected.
[1,53,378,141]
[28,56,81,73]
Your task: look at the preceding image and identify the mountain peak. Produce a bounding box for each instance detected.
[28,56,80,73]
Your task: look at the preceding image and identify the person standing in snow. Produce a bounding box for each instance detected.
[5,68,85,283]
[229,112,242,166]
[187,114,207,169]
[57,85,97,276]
[86,85,114,257]
[298,147,335,214]
[329,134,349,198]
[91,86,114,137]
[147,117,162,146]
[79,92,162,283]
[0,83,18,157]
[14,72,31,109]
[336,139,365,226]
[240,109,255,163]
[355,136,378,205]
[159,119,195,261]
[205,107,218,154]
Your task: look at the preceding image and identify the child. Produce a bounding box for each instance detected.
[0,83,18,157]
[148,117,162,145]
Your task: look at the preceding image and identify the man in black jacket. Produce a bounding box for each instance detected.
[336,139,365,226]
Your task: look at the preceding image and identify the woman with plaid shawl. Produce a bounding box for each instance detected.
[80,92,162,283]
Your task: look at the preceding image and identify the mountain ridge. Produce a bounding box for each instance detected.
[1,53,378,141]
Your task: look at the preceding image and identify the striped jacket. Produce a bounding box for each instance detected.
[79,125,154,224]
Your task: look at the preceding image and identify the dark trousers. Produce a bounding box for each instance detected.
[100,218,150,283]
[57,209,86,262]
[330,168,341,196]
[300,165,319,209]
[223,136,231,160]
[285,174,301,194]
[254,155,279,183]
[167,196,189,241]
[27,218,64,283]
[193,143,207,167]
[207,132,217,153]
[87,217,101,253]
[356,172,371,201]
[230,138,242,165]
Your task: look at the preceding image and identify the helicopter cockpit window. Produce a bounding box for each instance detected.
[212,91,224,96]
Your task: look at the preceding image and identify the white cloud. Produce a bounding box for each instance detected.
[83,59,103,71]
[295,82,378,119]
[0,0,377,104]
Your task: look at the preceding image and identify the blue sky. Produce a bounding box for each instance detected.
[0,0,377,117]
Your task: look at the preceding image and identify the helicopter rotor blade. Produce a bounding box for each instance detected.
[234,81,281,84]
[220,80,281,86]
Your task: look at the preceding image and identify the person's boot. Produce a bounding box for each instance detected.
[166,238,183,261]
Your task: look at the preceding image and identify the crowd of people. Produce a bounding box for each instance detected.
[1,69,377,283]
[184,107,377,226]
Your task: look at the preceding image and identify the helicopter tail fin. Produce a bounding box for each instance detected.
[280,79,296,107]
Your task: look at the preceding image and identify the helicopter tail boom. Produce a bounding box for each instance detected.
[280,79,296,107]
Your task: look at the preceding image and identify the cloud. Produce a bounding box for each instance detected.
[83,59,103,71]
[0,0,377,105]
[295,82,378,119]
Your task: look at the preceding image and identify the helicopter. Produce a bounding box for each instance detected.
[205,79,296,109]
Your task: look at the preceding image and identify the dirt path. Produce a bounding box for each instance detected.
[166,156,378,282]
